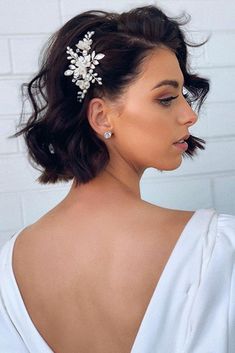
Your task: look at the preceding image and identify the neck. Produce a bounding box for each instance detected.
[65,164,144,207]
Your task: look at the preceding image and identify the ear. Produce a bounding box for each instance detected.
[87,98,113,137]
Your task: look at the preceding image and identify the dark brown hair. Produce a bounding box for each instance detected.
[9,5,210,186]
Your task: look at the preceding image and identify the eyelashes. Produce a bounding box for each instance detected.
[158,95,179,106]
[157,93,191,107]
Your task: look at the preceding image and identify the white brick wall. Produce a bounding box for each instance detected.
[0,39,11,73]
[0,0,235,246]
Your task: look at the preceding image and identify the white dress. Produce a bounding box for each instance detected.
[0,208,235,353]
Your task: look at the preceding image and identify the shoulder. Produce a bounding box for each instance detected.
[217,212,235,227]
[217,212,235,246]
[139,200,196,222]
[12,218,60,289]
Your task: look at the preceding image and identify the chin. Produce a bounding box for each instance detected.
[154,157,183,171]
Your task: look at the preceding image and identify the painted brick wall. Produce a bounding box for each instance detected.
[0,0,235,246]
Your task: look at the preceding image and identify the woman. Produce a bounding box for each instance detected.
[1,5,235,353]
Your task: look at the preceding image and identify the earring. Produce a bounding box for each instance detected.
[103,130,112,139]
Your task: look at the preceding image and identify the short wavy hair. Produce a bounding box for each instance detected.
[10,5,210,186]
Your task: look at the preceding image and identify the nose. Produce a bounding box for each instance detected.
[178,100,198,127]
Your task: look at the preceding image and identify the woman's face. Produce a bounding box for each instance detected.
[109,47,198,172]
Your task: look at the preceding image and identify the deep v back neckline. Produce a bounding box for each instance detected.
[129,209,199,351]
[2,208,212,353]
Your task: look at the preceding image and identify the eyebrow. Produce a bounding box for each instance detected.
[151,79,184,90]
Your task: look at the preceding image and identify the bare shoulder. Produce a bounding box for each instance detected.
[14,203,195,255]
[139,200,196,227]
[161,207,195,224]
[12,203,195,295]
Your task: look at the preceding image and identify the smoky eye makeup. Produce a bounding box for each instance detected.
[157,95,179,107]
[154,88,190,107]
[152,82,189,106]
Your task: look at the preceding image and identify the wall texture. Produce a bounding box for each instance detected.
[0,0,235,246]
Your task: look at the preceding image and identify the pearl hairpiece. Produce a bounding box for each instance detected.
[64,30,105,102]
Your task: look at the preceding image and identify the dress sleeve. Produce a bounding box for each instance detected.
[217,213,235,352]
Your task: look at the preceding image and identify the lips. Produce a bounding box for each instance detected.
[174,134,190,144]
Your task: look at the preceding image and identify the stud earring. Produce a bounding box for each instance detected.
[103,131,112,139]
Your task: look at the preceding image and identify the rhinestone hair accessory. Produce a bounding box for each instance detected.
[64,30,105,102]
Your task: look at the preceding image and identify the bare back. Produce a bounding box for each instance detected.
[12,200,194,353]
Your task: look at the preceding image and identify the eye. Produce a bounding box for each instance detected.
[157,95,179,107]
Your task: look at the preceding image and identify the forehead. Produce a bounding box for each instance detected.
[106,47,185,112]
[134,47,184,89]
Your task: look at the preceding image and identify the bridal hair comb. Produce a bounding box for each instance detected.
[64,30,105,102]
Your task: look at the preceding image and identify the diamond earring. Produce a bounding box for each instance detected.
[103,131,112,139]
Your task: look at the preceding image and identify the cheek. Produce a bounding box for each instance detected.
[114,111,171,157]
